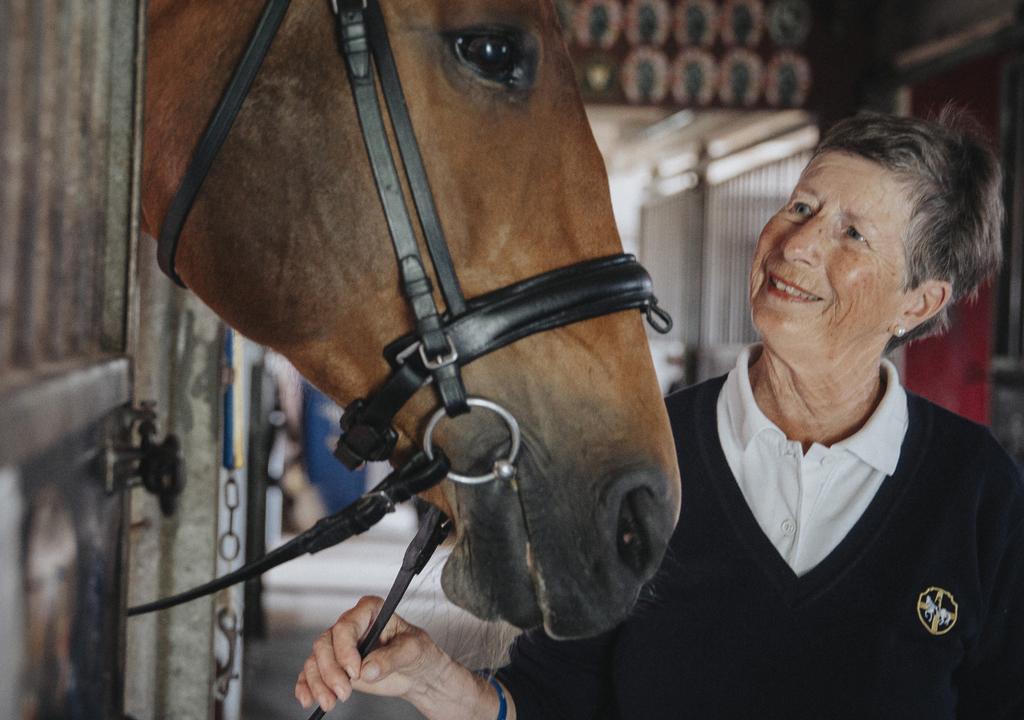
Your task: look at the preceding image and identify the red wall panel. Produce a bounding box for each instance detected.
[904,53,1008,424]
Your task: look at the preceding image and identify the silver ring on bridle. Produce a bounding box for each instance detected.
[422,397,521,485]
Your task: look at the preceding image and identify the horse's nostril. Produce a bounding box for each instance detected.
[617,487,650,575]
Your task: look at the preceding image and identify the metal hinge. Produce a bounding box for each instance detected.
[104,402,185,516]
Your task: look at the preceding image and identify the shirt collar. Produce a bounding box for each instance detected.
[721,344,781,451]
[721,344,907,475]
[832,357,907,475]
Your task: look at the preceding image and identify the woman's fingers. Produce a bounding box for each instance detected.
[302,655,337,711]
[295,595,443,708]
[295,672,312,709]
[330,595,385,678]
[313,631,352,702]
[294,595,388,709]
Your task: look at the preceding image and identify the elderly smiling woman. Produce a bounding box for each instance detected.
[295,112,1023,719]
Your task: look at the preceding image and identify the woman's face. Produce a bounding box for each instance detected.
[749,151,916,365]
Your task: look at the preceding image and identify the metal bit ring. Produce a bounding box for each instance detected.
[422,397,520,485]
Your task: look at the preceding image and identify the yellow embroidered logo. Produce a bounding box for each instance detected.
[917,586,958,635]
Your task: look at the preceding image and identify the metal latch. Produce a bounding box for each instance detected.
[104,403,185,516]
[213,606,240,700]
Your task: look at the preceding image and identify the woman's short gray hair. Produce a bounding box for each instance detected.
[812,108,1004,349]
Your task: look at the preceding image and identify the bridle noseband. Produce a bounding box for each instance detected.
[143,0,672,715]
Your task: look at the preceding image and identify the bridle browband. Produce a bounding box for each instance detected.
[144,0,671,716]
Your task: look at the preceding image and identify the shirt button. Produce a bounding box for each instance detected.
[781,519,796,536]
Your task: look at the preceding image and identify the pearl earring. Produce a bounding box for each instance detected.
[894,326,906,338]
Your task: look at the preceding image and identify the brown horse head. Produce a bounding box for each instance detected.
[143,0,680,638]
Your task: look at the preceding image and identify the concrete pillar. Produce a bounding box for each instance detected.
[124,239,224,720]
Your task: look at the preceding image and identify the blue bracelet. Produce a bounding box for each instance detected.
[477,672,507,720]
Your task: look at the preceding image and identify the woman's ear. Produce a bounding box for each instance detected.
[900,279,952,331]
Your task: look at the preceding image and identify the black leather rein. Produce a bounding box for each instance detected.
[143,0,671,717]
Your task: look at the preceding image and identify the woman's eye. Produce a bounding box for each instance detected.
[452,32,528,87]
[790,201,812,217]
[845,225,865,242]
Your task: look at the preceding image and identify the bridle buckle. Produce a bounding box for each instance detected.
[419,334,458,370]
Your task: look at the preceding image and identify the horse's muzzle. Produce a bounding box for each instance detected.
[440,455,678,639]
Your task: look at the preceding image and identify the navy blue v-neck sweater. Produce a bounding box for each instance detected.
[498,377,1024,719]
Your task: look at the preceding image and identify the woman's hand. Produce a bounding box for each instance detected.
[295,595,447,711]
[294,595,508,717]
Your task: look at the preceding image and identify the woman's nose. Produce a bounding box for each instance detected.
[781,220,826,265]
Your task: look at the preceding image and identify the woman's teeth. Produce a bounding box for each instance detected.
[770,276,820,301]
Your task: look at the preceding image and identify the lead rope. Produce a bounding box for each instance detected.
[126,451,449,616]
[305,505,450,720]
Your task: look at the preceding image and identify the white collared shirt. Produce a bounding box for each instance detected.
[715,345,908,576]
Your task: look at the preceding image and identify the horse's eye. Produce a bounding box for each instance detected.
[452,32,531,88]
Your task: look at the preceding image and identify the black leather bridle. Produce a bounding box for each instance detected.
[141,0,671,716]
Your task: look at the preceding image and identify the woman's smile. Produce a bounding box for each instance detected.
[766,273,822,302]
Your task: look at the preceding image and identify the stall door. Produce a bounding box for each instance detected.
[0,1,145,717]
